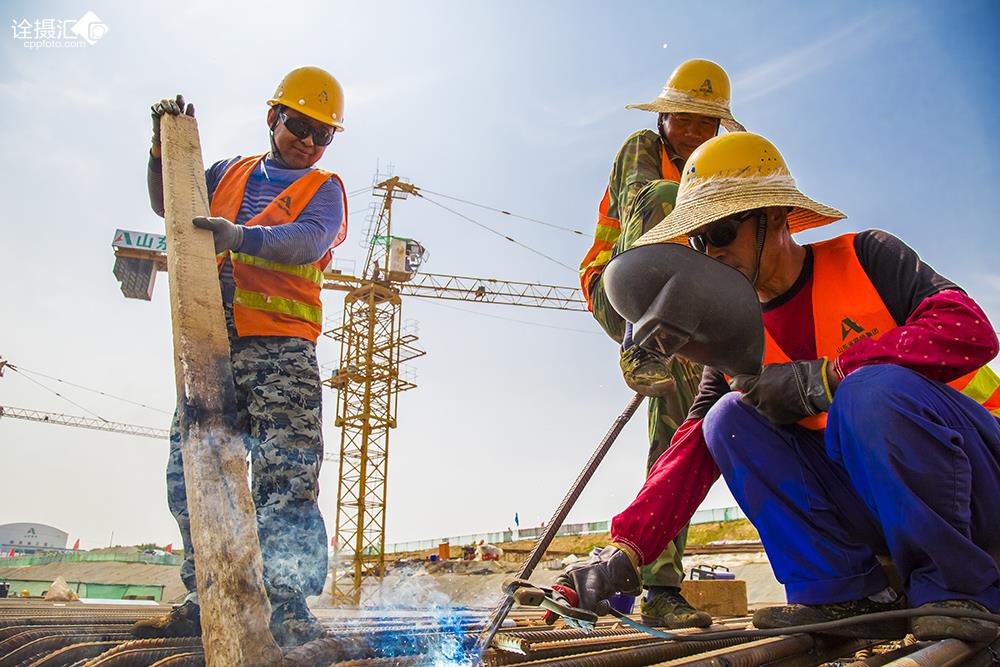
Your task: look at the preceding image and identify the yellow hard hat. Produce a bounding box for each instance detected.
[20,589,29,597]
[636,133,845,246]
[626,59,742,130]
[268,66,345,131]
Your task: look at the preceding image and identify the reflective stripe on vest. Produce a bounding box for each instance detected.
[763,233,1000,429]
[209,154,348,341]
[580,143,681,310]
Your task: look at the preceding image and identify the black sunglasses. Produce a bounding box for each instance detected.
[278,110,335,146]
[688,210,759,253]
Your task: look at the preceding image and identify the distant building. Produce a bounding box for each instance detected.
[0,523,68,554]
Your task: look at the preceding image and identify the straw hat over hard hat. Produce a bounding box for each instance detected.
[268,66,345,131]
[626,59,744,131]
[636,133,846,247]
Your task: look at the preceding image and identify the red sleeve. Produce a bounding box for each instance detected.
[837,289,999,383]
[610,418,720,565]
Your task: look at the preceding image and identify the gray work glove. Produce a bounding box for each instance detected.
[192,216,244,255]
[554,544,641,617]
[730,358,837,425]
[151,94,195,147]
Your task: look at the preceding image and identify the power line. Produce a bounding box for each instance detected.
[415,298,601,335]
[6,365,109,422]
[416,193,577,273]
[418,187,584,236]
[346,186,373,198]
[10,366,171,415]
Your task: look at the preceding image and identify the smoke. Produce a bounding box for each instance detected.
[357,564,477,665]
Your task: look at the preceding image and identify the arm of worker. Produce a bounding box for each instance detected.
[555,369,729,613]
[235,178,345,264]
[146,95,195,216]
[582,131,668,341]
[609,367,729,564]
[835,230,999,382]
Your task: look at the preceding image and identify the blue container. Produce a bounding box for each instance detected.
[608,592,635,614]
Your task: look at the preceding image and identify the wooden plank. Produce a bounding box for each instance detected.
[160,114,283,666]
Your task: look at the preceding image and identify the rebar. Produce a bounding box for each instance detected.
[881,637,983,667]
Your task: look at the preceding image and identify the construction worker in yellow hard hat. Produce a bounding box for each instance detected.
[561,132,1000,643]
[578,59,743,630]
[136,66,348,648]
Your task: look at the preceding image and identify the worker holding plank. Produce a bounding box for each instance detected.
[578,59,742,629]
[561,132,1000,642]
[134,66,348,647]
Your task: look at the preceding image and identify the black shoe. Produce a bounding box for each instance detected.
[910,599,999,643]
[641,588,712,629]
[753,595,907,639]
[132,599,202,638]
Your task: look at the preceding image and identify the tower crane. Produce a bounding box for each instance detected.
[109,174,586,605]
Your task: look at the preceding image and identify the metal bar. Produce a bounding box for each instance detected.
[881,638,983,667]
[0,406,168,439]
[472,392,646,660]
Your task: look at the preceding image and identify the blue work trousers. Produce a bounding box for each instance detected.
[703,365,1000,610]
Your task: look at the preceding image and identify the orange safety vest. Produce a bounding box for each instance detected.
[763,233,1000,429]
[580,143,681,310]
[210,155,348,341]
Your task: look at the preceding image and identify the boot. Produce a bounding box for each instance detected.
[132,599,202,638]
[641,588,712,628]
[620,346,676,397]
[910,599,999,643]
[270,597,327,648]
[753,595,907,639]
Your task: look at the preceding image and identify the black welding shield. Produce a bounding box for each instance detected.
[603,244,765,377]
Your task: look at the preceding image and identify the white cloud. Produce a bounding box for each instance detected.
[734,7,912,104]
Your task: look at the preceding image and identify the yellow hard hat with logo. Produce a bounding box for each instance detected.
[627,59,743,132]
[268,66,345,131]
[636,132,846,246]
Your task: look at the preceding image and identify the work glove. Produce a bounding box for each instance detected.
[554,544,641,620]
[151,94,195,148]
[192,216,244,255]
[729,358,838,425]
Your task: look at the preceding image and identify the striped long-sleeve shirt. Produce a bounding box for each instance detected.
[147,153,344,303]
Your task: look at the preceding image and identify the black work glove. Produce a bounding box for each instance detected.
[554,544,641,616]
[192,216,244,255]
[730,358,836,425]
[151,94,195,148]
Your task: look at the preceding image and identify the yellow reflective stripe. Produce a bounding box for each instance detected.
[233,288,322,325]
[592,249,612,267]
[959,366,1000,404]
[229,252,324,286]
[594,225,621,244]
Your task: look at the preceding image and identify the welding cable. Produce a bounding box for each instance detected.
[602,606,1000,642]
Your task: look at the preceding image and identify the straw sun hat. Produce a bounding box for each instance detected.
[626,58,745,132]
[636,132,846,247]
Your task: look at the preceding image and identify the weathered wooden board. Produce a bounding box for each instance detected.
[160,114,283,666]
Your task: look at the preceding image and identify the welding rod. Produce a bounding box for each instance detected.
[471,392,645,663]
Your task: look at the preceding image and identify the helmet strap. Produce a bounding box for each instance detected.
[750,211,768,286]
[267,106,292,169]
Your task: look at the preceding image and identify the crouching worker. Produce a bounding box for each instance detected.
[556,132,1000,642]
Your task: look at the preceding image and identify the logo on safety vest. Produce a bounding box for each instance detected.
[277,195,292,215]
[840,317,864,340]
[698,79,713,95]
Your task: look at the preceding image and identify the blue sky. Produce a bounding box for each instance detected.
[1,1,998,549]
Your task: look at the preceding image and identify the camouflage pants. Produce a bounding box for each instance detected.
[590,178,700,589]
[166,310,327,607]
